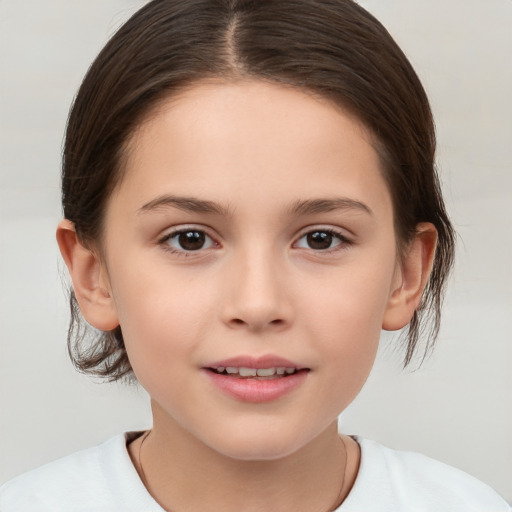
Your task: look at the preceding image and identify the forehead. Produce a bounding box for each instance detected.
[116,79,392,217]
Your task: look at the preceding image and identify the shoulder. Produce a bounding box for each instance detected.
[0,433,162,512]
[340,437,511,512]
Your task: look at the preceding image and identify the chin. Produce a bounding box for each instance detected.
[199,423,318,462]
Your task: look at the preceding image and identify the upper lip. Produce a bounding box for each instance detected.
[203,355,308,370]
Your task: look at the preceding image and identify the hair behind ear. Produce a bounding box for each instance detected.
[57,220,133,380]
[382,223,439,365]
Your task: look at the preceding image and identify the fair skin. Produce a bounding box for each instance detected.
[57,80,436,511]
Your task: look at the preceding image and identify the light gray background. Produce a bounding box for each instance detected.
[1,0,511,501]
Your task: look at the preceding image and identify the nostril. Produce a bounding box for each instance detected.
[227,316,287,331]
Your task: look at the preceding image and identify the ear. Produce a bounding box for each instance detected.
[56,219,119,331]
[382,223,437,331]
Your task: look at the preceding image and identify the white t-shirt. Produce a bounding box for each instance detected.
[1,432,510,511]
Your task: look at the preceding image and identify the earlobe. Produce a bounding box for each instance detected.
[56,219,119,331]
[382,223,437,331]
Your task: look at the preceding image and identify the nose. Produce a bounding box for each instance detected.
[220,247,293,333]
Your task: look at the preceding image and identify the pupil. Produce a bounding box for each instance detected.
[307,231,332,250]
[179,231,205,250]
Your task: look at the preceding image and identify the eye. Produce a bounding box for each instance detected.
[163,229,216,252]
[294,229,348,251]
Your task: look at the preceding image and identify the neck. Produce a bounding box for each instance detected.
[130,402,351,512]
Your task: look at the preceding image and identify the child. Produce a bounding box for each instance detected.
[1,0,510,510]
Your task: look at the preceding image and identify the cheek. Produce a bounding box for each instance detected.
[298,257,396,391]
[107,262,214,382]
[301,256,394,340]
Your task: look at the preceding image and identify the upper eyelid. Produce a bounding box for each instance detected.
[159,224,217,239]
[294,225,352,240]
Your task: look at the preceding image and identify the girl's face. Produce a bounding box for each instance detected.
[100,80,403,460]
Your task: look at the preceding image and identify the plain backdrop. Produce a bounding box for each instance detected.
[1,0,511,502]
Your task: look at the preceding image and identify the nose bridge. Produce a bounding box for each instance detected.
[222,240,291,331]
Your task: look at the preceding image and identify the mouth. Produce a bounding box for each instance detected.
[202,354,312,403]
[207,366,306,379]
[202,356,310,402]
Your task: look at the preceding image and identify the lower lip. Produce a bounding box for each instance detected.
[203,370,308,403]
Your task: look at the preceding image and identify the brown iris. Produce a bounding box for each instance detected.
[178,231,206,251]
[306,231,334,250]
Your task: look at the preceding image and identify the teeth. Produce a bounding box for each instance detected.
[214,366,297,377]
[256,368,276,377]
[239,367,257,377]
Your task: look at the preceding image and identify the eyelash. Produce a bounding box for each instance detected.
[158,227,218,256]
[158,226,352,256]
[294,228,352,253]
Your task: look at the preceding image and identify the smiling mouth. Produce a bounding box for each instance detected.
[207,367,307,379]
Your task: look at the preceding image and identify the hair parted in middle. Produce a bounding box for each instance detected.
[62,0,455,381]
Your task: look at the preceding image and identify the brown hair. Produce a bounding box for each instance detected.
[62,0,455,381]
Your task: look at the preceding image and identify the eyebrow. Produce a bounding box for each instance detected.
[137,195,232,216]
[288,198,372,216]
[137,194,372,218]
